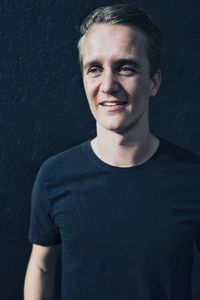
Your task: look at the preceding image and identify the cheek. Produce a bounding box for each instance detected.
[83,78,99,98]
[83,79,90,98]
[122,79,139,97]
[83,81,98,112]
[129,78,150,96]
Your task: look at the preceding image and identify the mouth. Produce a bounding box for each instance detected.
[100,100,128,107]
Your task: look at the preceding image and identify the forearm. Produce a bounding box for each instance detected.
[24,262,56,300]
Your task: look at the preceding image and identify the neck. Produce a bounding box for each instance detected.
[91,122,159,167]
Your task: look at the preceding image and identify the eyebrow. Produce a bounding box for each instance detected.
[83,60,100,70]
[83,58,141,71]
[115,59,141,68]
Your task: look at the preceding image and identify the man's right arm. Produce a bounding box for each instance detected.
[24,243,61,300]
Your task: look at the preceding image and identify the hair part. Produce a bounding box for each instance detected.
[78,4,163,78]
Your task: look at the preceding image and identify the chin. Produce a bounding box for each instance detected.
[103,118,140,134]
[99,116,126,129]
[101,122,128,133]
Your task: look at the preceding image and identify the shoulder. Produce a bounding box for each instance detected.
[36,140,89,183]
[159,137,200,162]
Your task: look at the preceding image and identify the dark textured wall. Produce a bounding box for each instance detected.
[1,0,200,299]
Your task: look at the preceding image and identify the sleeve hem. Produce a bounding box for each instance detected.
[28,237,61,246]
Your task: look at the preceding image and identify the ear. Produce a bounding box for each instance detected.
[150,69,161,97]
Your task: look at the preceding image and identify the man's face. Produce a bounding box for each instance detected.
[82,24,161,134]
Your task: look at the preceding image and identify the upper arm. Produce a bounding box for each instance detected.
[29,162,61,246]
[28,243,61,273]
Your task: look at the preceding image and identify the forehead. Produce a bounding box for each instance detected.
[82,24,148,64]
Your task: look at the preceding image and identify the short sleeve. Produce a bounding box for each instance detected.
[28,162,61,246]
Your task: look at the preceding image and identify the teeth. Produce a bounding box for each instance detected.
[102,101,126,106]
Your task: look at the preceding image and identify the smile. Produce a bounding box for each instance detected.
[99,101,128,112]
[100,101,128,106]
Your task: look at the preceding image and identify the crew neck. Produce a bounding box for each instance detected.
[83,137,163,173]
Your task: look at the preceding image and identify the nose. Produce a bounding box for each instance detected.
[100,69,119,94]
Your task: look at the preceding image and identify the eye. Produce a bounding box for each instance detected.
[118,66,137,76]
[89,67,99,73]
[87,66,102,77]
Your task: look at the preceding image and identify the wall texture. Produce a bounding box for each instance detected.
[1,0,200,299]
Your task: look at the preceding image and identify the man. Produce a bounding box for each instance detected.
[24,4,200,300]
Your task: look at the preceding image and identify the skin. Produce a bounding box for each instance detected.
[82,24,161,167]
[24,244,61,300]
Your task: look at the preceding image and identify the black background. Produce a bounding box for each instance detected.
[1,0,200,299]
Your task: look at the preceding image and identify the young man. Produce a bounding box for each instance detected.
[24,4,200,300]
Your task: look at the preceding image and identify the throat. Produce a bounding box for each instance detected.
[91,135,160,168]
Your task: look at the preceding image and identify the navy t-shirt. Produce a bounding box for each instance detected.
[28,138,200,300]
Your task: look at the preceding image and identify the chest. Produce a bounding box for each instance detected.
[50,171,199,259]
